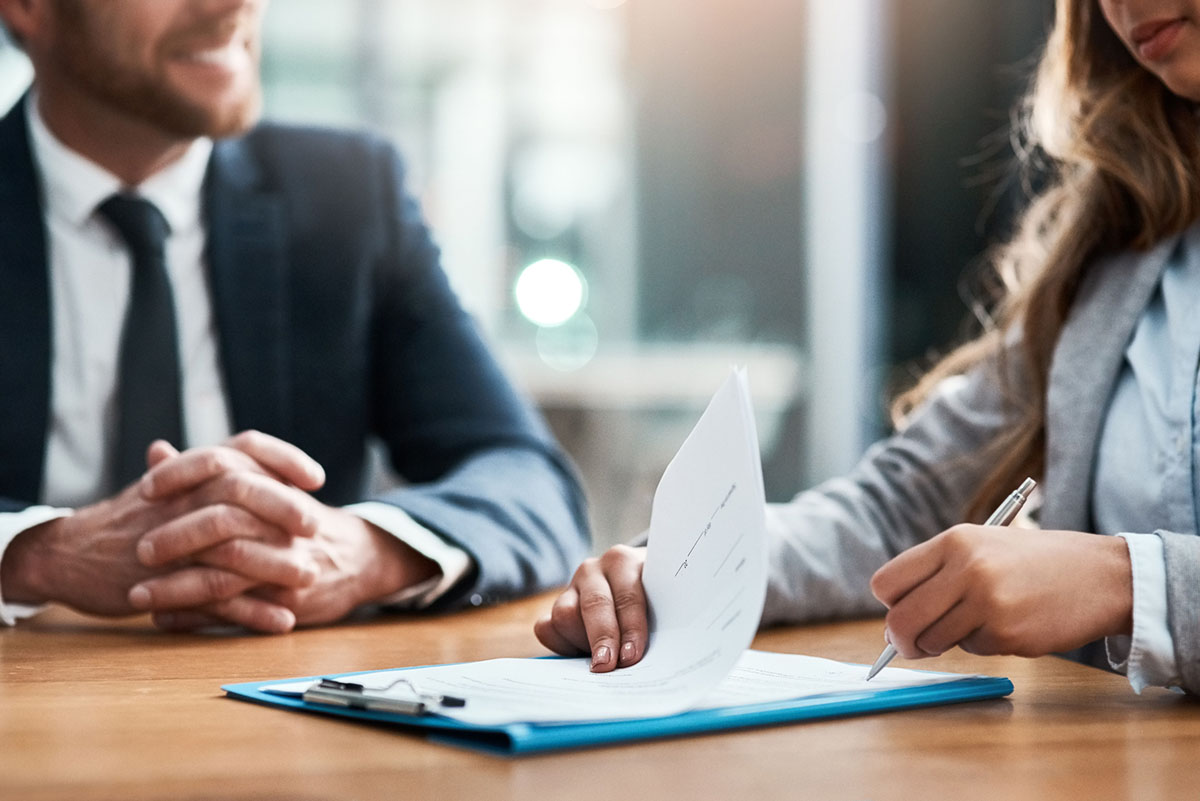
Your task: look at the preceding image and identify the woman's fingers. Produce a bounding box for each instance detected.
[574,564,622,672]
[534,608,586,657]
[913,600,981,658]
[870,530,951,608]
[602,545,648,667]
[535,546,649,672]
[882,562,965,659]
[543,587,591,654]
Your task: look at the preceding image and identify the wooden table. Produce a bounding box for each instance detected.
[3,596,1199,801]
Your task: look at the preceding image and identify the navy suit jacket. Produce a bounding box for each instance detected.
[0,98,589,609]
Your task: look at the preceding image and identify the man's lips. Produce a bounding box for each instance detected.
[176,41,248,69]
[167,20,252,65]
[167,26,255,76]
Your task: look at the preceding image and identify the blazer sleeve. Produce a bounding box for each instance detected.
[360,142,590,610]
[761,340,1028,627]
[1159,531,1200,692]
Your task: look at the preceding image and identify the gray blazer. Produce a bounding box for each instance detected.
[763,233,1200,693]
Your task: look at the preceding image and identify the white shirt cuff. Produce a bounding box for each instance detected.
[1108,533,1182,693]
[0,506,74,626]
[344,502,472,609]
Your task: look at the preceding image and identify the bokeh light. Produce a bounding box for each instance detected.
[536,312,599,371]
[514,258,587,327]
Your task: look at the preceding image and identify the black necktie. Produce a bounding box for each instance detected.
[97,194,186,489]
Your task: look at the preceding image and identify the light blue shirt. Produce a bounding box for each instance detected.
[1092,225,1200,691]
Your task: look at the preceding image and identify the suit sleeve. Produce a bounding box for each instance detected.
[761,342,1026,627]
[361,143,590,610]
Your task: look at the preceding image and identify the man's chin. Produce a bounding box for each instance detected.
[136,91,261,140]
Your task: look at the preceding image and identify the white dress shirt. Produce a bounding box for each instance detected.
[0,97,468,625]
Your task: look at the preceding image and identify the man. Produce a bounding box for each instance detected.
[0,0,588,633]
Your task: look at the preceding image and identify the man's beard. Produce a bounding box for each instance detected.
[52,1,262,139]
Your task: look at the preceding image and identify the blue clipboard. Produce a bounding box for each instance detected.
[223,661,1013,756]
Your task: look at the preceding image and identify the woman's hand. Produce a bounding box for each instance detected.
[534,544,648,672]
[870,526,1134,660]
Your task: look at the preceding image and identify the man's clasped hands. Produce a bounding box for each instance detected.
[0,431,436,633]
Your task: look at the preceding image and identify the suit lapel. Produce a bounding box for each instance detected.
[1041,238,1176,530]
[0,97,52,503]
[204,138,291,439]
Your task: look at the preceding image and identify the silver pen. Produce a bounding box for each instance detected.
[864,477,1037,681]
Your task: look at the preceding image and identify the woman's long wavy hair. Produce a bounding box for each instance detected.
[891,0,1200,521]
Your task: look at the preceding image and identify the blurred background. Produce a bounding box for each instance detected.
[0,0,1049,551]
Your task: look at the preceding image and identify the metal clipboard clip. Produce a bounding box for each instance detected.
[302,677,467,717]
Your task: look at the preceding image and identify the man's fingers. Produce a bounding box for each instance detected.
[140,432,325,500]
[206,595,297,633]
[225,430,325,491]
[196,538,318,589]
[146,439,179,469]
[144,465,319,546]
[141,445,259,499]
[600,545,648,667]
[152,596,296,634]
[137,504,284,566]
[192,471,319,540]
[128,567,257,611]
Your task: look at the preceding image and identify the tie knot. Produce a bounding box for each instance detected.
[98,193,170,259]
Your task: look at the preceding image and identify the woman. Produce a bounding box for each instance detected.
[534,0,1200,695]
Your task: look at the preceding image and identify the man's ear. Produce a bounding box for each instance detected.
[0,0,43,52]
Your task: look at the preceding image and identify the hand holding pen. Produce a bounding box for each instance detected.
[865,475,1134,678]
[866,478,1036,679]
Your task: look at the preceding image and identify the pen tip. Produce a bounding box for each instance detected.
[866,642,896,681]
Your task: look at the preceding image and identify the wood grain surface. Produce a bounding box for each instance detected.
[3,595,1198,801]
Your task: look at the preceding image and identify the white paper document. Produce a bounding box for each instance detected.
[266,649,978,727]
[265,369,971,726]
[630,366,769,713]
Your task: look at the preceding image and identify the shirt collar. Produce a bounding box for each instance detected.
[25,91,213,235]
